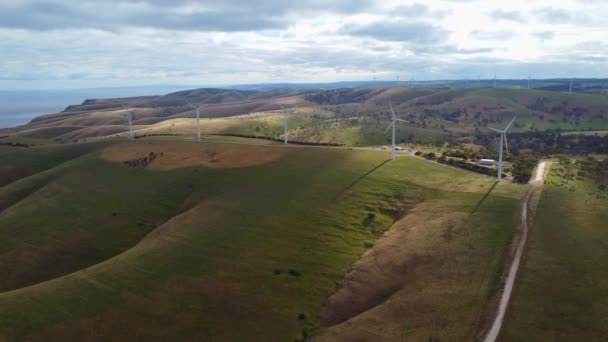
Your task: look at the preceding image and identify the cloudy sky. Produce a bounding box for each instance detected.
[0,0,607,90]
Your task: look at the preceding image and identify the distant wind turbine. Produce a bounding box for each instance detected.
[527,76,531,89]
[494,74,497,88]
[121,104,134,140]
[185,100,208,142]
[488,116,517,182]
[279,104,290,144]
[569,79,573,94]
[384,103,408,160]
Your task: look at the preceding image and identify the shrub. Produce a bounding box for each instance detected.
[288,269,301,278]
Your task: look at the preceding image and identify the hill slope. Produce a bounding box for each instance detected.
[0,140,524,341]
[2,86,607,147]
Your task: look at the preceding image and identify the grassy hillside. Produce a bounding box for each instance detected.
[0,140,524,341]
[502,162,608,341]
[3,86,607,148]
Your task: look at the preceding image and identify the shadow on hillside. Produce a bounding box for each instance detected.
[470,181,498,215]
[333,159,390,201]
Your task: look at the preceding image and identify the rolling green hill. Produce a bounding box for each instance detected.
[2,86,607,148]
[503,160,608,341]
[0,140,524,341]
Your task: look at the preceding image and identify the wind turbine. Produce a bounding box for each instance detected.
[185,100,208,142]
[494,74,497,88]
[384,103,408,160]
[527,76,531,89]
[569,79,573,94]
[488,116,517,182]
[121,104,134,140]
[279,104,289,144]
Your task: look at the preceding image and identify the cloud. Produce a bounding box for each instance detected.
[532,31,555,41]
[487,10,526,22]
[470,30,515,40]
[1,0,607,89]
[340,21,449,43]
[391,3,431,17]
[0,0,374,31]
[534,7,571,23]
[412,45,494,56]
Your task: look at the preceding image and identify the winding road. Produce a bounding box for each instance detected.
[484,161,548,342]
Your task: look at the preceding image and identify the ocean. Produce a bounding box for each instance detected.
[0,86,195,129]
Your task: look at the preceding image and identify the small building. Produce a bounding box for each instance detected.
[479,159,496,165]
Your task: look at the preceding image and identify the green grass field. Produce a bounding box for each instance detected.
[502,163,608,341]
[0,140,525,341]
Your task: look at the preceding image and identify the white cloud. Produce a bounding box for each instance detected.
[0,0,607,89]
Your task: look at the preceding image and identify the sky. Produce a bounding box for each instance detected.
[0,0,607,90]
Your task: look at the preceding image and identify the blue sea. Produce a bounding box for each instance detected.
[0,86,195,128]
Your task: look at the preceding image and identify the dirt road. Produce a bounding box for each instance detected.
[484,161,548,342]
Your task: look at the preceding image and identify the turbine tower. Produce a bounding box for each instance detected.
[488,116,517,182]
[527,76,531,89]
[280,105,289,144]
[569,79,573,94]
[127,109,134,140]
[121,104,134,140]
[185,100,208,142]
[384,103,408,160]
[494,74,497,88]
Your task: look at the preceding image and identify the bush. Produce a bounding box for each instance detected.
[288,269,301,278]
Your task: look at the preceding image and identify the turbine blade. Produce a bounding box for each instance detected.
[488,127,503,133]
[505,115,517,131]
[503,133,509,154]
[389,102,395,119]
[395,119,408,123]
[384,122,394,133]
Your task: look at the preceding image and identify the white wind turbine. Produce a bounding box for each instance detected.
[279,104,289,144]
[569,79,573,94]
[121,104,134,140]
[384,103,408,160]
[185,100,208,142]
[488,116,517,182]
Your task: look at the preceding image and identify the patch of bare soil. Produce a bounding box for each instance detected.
[101,140,287,170]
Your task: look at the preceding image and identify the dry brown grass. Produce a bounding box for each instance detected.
[101,140,288,170]
[317,193,514,342]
